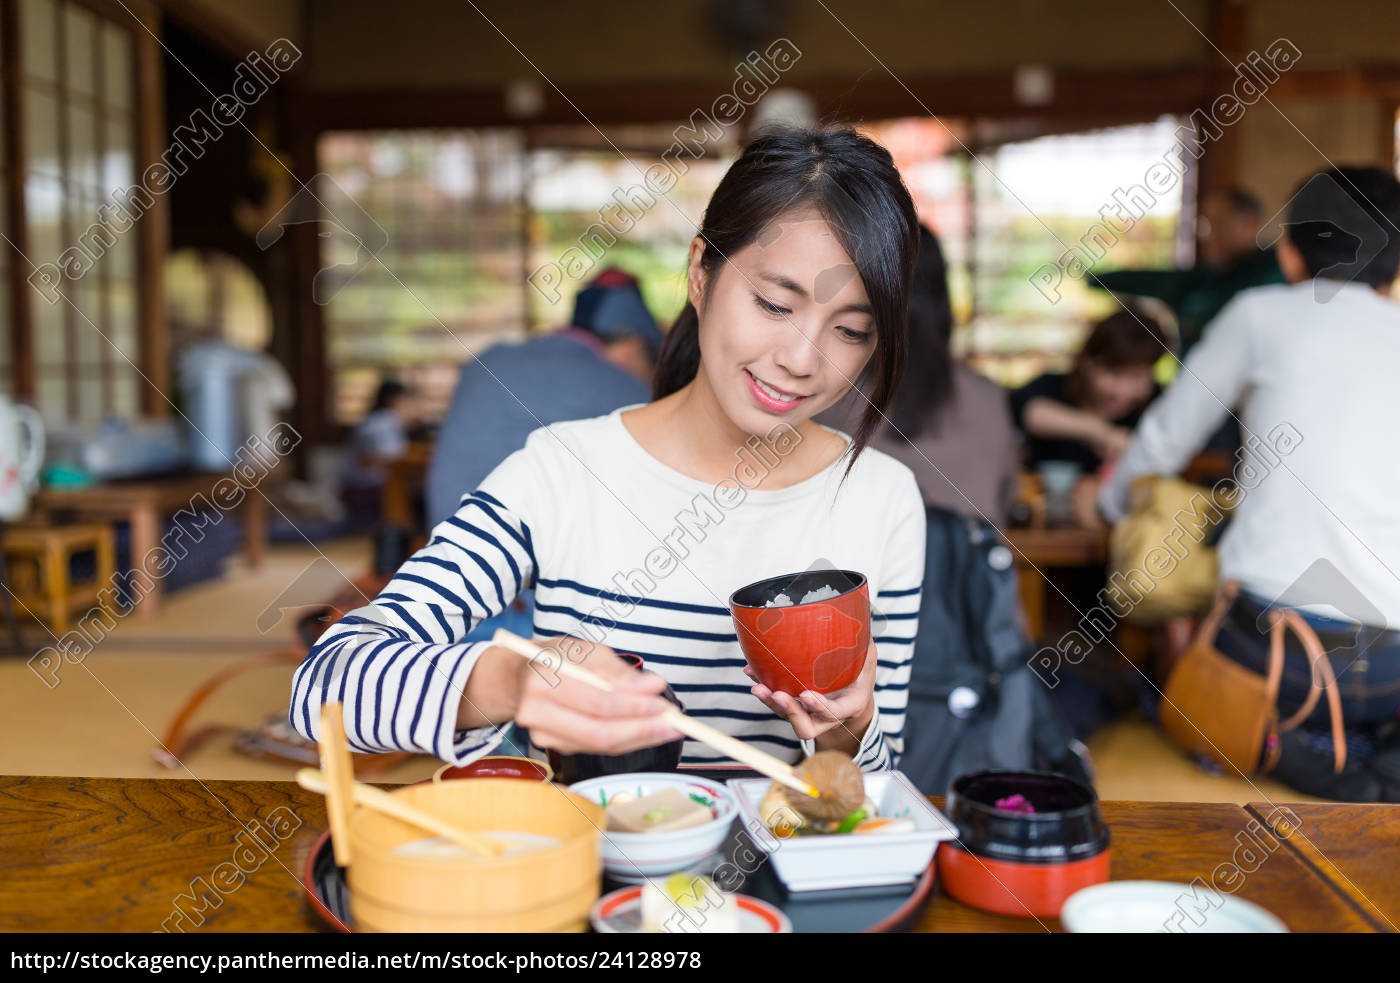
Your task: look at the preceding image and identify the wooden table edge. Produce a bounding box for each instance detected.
[1244,803,1395,933]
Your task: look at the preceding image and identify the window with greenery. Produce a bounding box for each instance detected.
[318,119,1186,425]
[319,126,735,425]
[319,129,528,424]
[865,117,1189,387]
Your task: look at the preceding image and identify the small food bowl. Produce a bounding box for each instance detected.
[568,773,737,884]
[729,569,871,696]
[728,771,957,892]
[936,770,1110,919]
[344,778,603,932]
[432,755,553,783]
[1060,881,1287,933]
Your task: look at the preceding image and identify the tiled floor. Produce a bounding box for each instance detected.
[0,538,1314,804]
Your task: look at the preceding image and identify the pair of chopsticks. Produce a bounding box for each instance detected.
[302,703,506,861]
[296,766,507,858]
[492,629,819,800]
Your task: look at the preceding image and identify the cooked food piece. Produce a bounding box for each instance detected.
[760,780,907,837]
[605,787,712,834]
[758,781,808,837]
[641,873,740,933]
[784,750,865,822]
[851,817,916,835]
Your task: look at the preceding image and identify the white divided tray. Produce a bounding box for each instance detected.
[727,770,958,892]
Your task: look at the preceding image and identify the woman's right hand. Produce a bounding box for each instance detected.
[509,637,682,755]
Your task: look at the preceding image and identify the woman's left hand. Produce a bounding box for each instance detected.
[745,639,877,754]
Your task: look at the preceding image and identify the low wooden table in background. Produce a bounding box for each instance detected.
[0,775,1389,933]
[381,442,433,533]
[31,472,270,618]
[1003,525,1109,640]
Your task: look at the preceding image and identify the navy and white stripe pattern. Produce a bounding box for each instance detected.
[291,412,926,773]
[290,489,530,761]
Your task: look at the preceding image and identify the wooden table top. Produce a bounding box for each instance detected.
[33,472,243,510]
[1247,801,1400,933]
[1003,525,1109,568]
[0,775,1380,933]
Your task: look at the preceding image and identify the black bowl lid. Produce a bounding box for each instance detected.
[730,569,866,609]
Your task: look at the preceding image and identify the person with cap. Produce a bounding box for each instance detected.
[421,268,660,663]
[426,268,661,530]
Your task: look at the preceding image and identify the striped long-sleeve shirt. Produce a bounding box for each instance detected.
[290,407,926,772]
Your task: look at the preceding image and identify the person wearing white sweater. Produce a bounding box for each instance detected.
[291,127,927,774]
[1100,165,1400,800]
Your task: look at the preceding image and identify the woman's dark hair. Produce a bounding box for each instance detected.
[652,126,919,472]
[1285,165,1400,288]
[370,379,409,413]
[887,224,955,439]
[1066,308,1168,407]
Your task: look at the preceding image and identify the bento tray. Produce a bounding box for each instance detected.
[302,817,936,934]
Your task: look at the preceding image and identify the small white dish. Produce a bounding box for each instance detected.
[1061,881,1289,933]
[590,885,791,933]
[727,770,957,892]
[568,773,736,884]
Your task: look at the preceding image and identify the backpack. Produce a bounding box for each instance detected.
[896,507,1093,795]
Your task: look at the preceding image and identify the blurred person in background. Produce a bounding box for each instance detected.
[1090,187,1284,357]
[823,224,1019,527]
[1099,165,1400,801]
[1008,309,1168,742]
[342,378,423,523]
[821,226,1088,791]
[1010,308,1166,500]
[425,267,662,646]
[426,268,661,528]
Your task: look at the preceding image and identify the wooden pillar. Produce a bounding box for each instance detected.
[1,0,33,400]
[1198,0,1248,197]
[133,2,171,415]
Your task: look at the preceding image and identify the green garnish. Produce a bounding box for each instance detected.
[835,808,868,834]
[645,808,669,823]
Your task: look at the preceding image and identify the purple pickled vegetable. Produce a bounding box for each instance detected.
[994,793,1036,814]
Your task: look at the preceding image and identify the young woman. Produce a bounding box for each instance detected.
[1010,309,1167,475]
[291,127,925,773]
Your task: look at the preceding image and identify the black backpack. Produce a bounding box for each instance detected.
[895,507,1093,795]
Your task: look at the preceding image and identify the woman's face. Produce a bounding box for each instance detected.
[688,208,877,435]
[1084,360,1155,420]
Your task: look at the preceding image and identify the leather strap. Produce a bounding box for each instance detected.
[153,648,307,766]
[1273,608,1347,773]
[1196,580,1241,648]
[1200,581,1347,775]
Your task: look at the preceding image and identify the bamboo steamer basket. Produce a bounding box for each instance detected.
[341,778,604,933]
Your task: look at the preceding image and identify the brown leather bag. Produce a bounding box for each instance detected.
[1161,582,1346,777]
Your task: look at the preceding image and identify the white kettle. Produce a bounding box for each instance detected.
[0,395,44,520]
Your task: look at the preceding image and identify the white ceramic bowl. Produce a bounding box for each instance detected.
[1061,881,1289,933]
[568,773,737,884]
[727,770,957,892]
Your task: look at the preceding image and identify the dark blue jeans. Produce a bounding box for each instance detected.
[1215,593,1400,730]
